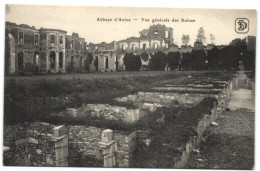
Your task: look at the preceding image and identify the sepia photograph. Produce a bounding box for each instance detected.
[2,2,257,169]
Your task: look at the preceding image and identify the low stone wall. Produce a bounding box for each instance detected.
[3,122,68,166]
[67,125,140,167]
[68,125,103,167]
[116,91,216,106]
[174,80,232,168]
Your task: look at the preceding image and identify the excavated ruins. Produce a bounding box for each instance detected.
[4,74,241,168]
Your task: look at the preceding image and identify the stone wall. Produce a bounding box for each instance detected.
[67,125,140,167]
[174,80,233,168]
[3,122,68,166]
[67,125,103,167]
[5,33,16,75]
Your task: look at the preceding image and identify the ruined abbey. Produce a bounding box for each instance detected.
[5,22,223,75]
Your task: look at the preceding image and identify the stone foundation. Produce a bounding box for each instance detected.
[3,122,68,166]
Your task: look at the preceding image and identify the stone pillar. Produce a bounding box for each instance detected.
[46,51,50,72]
[55,51,59,72]
[7,34,16,74]
[63,49,66,73]
[99,129,117,167]
[3,146,11,165]
[52,125,68,167]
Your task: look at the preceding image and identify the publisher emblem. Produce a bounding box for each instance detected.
[235,18,249,34]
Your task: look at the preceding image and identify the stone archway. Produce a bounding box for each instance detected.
[49,51,56,69]
[34,51,39,66]
[34,51,40,74]
[94,56,98,71]
[105,56,109,69]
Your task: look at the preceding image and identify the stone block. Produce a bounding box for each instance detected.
[54,136,68,148]
[27,138,39,144]
[15,139,27,146]
[36,149,42,154]
[53,125,67,137]
[55,158,68,167]
[101,129,113,143]
[66,108,78,117]
[55,146,68,161]
[3,146,10,153]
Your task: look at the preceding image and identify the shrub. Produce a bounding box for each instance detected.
[149,51,166,71]
[123,53,142,71]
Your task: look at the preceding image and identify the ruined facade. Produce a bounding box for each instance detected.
[89,42,117,72]
[65,33,88,72]
[116,24,174,69]
[5,22,224,74]
[5,22,87,75]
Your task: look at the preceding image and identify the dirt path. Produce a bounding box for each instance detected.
[188,71,255,169]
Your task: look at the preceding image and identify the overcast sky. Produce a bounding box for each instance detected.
[5,5,256,46]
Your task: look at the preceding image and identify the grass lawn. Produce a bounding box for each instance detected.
[4,71,233,125]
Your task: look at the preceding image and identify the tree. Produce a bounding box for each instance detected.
[123,53,142,71]
[182,34,190,46]
[181,52,192,70]
[84,53,93,71]
[207,47,221,70]
[141,52,149,62]
[220,46,240,70]
[190,50,206,70]
[165,52,181,70]
[149,51,165,71]
[196,27,206,45]
[209,34,215,45]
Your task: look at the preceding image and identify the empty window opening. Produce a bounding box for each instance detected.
[18,52,23,70]
[50,35,55,44]
[60,36,63,44]
[105,56,109,69]
[143,44,146,50]
[19,31,24,42]
[132,44,136,51]
[165,31,169,38]
[34,34,39,45]
[122,44,126,51]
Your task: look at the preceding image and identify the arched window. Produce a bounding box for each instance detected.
[19,31,24,42]
[71,40,74,49]
[18,52,23,70]
[49,51,56,69]
[34,51,39,66]
[105,56,109,69]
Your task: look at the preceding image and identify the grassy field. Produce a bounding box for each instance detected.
[4,71,233,125]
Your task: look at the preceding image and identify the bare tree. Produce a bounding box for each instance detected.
[196,27,206,45]
[210,34,216,45]
[182,34,190,46]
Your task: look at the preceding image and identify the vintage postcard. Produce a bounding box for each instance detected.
[3,5,256,169]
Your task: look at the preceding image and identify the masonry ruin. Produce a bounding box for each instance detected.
[4,75,237,167]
